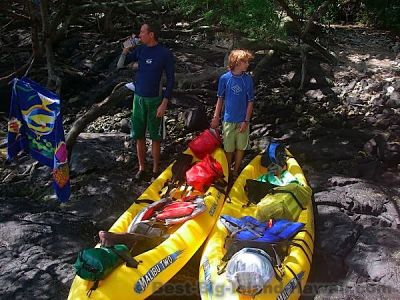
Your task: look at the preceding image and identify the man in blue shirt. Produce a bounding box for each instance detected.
[118,23,175,181]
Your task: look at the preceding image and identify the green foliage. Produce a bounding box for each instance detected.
[360,0,400,30]
[292,0,400,30]
[168,0,284,39]
[168,0,400,38]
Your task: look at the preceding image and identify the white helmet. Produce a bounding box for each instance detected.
[226,248,275,296]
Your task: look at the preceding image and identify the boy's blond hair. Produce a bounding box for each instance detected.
[227,49,254,71]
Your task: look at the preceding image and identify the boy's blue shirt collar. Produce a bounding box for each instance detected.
[230,70,244,77]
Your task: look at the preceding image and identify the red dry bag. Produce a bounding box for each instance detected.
[189,129,221,159]
[186,154,224,192]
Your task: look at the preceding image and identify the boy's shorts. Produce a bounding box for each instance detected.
[222,121,249,152]
[131,95,163,140]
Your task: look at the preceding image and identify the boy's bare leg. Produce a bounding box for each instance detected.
[233,149,245,174]
[225,151,233,170]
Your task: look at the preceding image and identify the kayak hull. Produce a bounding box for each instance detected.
[68,148,228,300]
[199,153,314,300]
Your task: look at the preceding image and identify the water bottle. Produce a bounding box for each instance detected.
[132,37,140,45]
[123,36,140,48]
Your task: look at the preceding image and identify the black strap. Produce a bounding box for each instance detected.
[159,154,193,198]
[171,153,193,182]
[86,280,99,297]
[298,229,314,244]
[223,218,268,241]
[134,199,154,204]
[285,264,303,294]
[212,177,230,204]
[109,246,139,268]
[287,240,312,265]
[267,243,284,280]
[220,217,246,236]
[217,261,227,275]
[291,237,313,257]
[270,189,305,210]
[231,224,262,239]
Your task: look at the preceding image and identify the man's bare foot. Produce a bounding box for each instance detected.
[98,231,132,248]
[98,231,149,248]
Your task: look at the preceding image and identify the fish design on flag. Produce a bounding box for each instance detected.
[21,92,59,136]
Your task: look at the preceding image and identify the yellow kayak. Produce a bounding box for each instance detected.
[199,151,314,300]
[68,148,228,300]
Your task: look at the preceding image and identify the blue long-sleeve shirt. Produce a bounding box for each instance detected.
[125,44,175,99]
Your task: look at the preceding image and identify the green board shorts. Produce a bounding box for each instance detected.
[131,95,164,140]
[222,121,249,152]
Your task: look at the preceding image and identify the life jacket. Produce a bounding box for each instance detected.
[219,215,308,280]
[189,128,221,159]
[221,215,305,245]
[220,215,311,296]
[130,195,207,227]
[186,154,224,192]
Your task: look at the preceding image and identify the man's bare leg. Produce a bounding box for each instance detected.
[136,139,146,171]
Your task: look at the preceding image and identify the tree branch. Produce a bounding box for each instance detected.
[275,0,337,64]
[275,0,303,30]
[66,82,131,154]
[49,0,70,39]
[4,8,30,21]
[0,54,34,86]
[301,0,335,38]
[175,67,226,89]
[70,0,155,14]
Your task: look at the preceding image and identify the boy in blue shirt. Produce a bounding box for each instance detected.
[118,23,175,181]
[211,49,254,179]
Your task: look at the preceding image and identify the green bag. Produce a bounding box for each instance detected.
[74,244,134,281]
[257,170,299,186]
[256,183,312,222]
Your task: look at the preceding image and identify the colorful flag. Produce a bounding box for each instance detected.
[7,77,70,202]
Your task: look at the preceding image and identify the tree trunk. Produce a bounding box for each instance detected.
[301,0,335,38]
[66,83,131,155]
[27,0,41,57]
[0,55,34,85]
[40,0,61,91]
[252,50,276,84]
[175,67,226,89]
[103,7,114,33]
[299,46,307,90]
